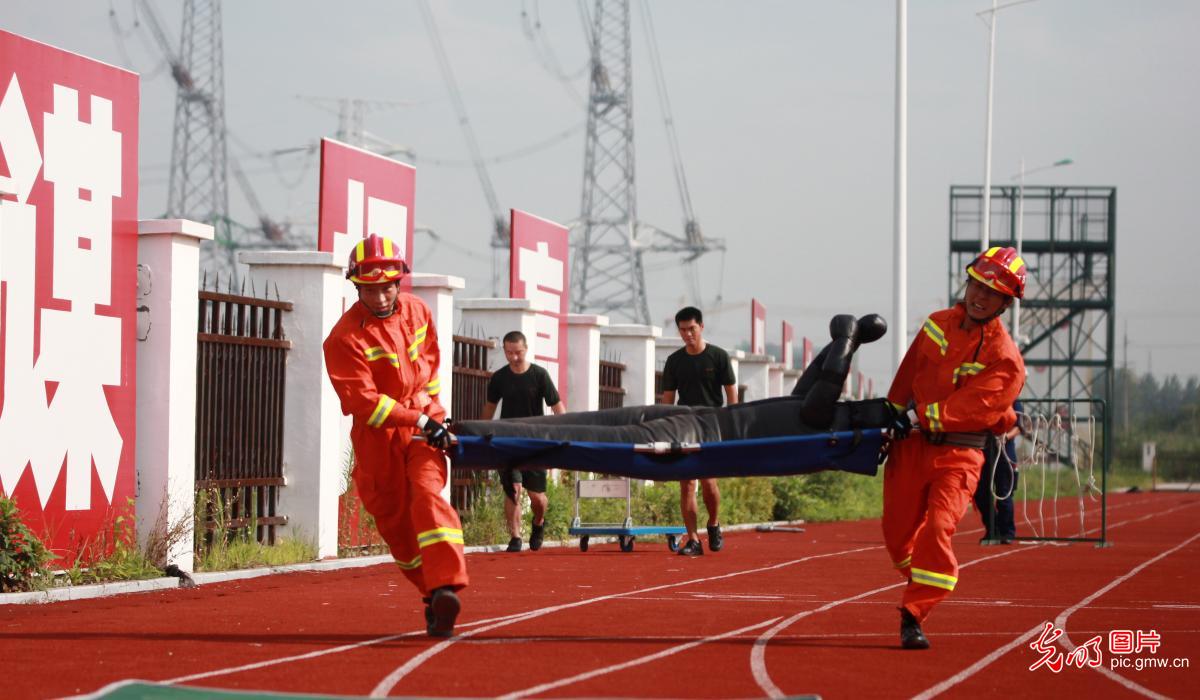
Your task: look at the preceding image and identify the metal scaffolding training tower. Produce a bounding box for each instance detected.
[949,185,1117,450]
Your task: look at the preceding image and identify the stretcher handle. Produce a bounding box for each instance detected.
[632,441,701,455]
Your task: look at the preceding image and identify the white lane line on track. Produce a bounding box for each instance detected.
[368,544,880,697]
[147,493,1158,694]
[911,500,1200,700]
[1050,531,1200,700]
[749,546,1028,699]
[495,617,782,700]
[754,496,1195,699]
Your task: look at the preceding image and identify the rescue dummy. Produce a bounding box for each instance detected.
[882,246,1026,649]
[323,234,466,637]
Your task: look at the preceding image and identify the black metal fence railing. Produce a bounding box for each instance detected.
[195,289,292,545]
[599,360,626,409]
[451,335,495,511]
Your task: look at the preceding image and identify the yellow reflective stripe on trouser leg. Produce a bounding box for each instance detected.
[417,526,464,548]
[396,555,422,570]
[911,567,957,591]
[368,395,396,428]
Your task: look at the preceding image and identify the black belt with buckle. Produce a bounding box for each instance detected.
[924,431,991,449]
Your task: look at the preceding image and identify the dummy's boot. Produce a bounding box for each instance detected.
[427,587,461,638]
[791,314,888,427]
[899,608,930,650]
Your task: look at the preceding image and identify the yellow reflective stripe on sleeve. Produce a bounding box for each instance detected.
[396,555,422,571]
[894,556,912,570]
[368,395,396,428]
[952,362,986,385]
[417,527,465,548]
[922,319,948,356]
[407,325,428,362]
[911,567,957,591]
[425,376,442,396]
[925,402,943,432]
[364,346,400,367]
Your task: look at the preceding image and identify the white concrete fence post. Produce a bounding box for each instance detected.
[738,353,774,402]
[768,363,785,398]
[135,218,213,571]
[600,324,662,407]
[238,250,345,559]
[566,314,608,412]
[457,298,537,374]
[782,368,803,397]
[409,273,466,415]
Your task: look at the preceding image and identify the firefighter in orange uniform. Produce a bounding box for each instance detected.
[882,246,1027,649]
[323,234,467,638]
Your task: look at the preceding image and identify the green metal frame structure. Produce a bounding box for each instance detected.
[948,185,1116,511]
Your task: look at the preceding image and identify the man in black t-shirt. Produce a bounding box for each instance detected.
[661,306,738,556]
[483,331,566,552]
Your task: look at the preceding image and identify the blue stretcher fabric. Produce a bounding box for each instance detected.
[448,428,885,481]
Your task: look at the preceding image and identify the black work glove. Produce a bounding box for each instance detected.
[420,416,453,449]
[887,404,916,440]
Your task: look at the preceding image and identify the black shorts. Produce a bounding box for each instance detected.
[499,468,548,500]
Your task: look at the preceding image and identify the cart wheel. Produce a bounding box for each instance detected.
[666,534,679,552]
[619,535,635,552]
[579,535,589,552]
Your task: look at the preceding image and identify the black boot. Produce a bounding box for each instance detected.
[900,608,930,650]
[427,587,461,638]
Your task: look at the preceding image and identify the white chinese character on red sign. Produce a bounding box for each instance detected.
[0,78,124,510]
[517,241,564,384]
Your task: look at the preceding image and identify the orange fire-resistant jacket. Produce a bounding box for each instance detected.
[888,304,1024,437]
[323,294,446,434]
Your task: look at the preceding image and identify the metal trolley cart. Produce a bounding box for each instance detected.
[568,442,691,552]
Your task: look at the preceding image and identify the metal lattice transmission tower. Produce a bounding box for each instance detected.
[949,185,1116,450]
[162,0,232,276]
[572,0,649,323]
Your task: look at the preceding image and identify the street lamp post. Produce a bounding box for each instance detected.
[978,0,1039,252]
[1010,156,1073,342]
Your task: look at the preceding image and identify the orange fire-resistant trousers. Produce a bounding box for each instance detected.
[352,428,468,596]
[882,434,983,622]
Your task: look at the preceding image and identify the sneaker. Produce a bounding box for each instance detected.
[900,608,930,650]
[1000,536,1015,545]
[506,537,522,552]
[677,539,703,557]
[706,524,724,552]
[529,524,545,551]
[427,587,461,638]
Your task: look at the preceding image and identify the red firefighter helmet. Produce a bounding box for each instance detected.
[346,234,409,285]
[966,246,1026,299]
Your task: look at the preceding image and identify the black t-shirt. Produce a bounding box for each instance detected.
[661,344,736,407]
[487,364,561,418]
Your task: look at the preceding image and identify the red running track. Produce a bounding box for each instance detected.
[3,491,1197,699]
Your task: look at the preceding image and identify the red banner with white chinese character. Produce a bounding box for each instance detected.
[781,321,794,368]
[802,337,814,369]
[509,209,569,403]
[317,138,415,300]
[751,299,766,356]
[0,30,139,561]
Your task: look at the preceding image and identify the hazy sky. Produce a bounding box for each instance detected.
[7,0,1199,387]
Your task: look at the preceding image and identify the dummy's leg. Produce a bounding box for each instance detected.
[793,314,887,428]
